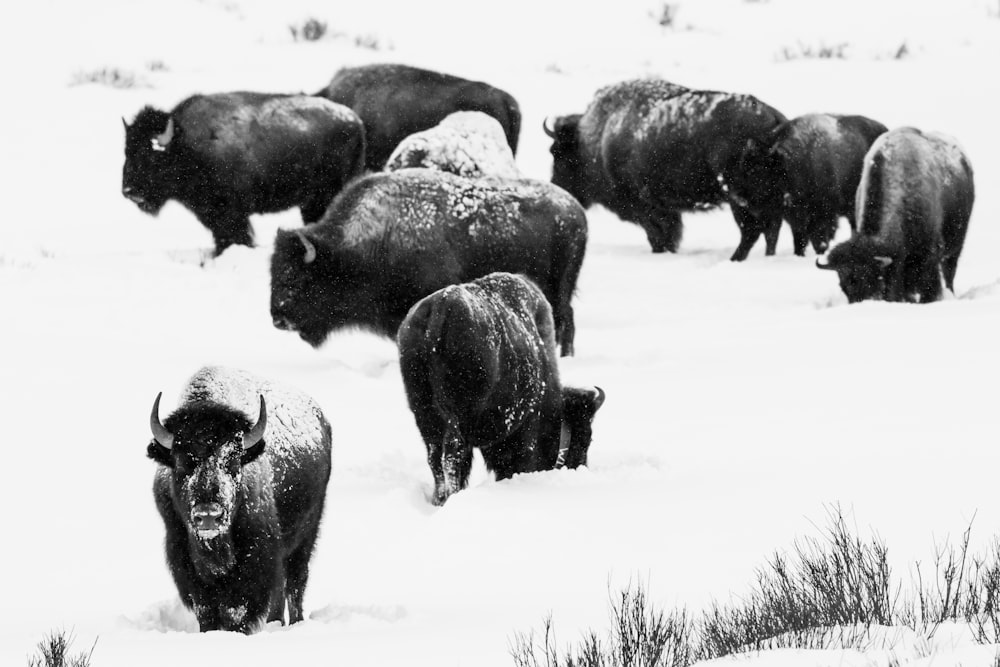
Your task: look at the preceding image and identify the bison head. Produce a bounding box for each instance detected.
[556,386,606,469]
[270,229,383,347]
[122,107,178,215]
[148,393,267,542]
[816,237,893,303]
[544,115,591,207]
[727,136,787,218]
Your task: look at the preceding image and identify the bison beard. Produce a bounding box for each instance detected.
[397,273,604,506]
[147,367,332,633]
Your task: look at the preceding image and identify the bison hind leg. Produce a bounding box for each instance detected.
[430,421,472,505]
[283,514,324,624]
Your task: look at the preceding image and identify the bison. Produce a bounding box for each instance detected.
[816,127,974,303]
[315,63,521,170]
[385,111,520,178]
[270,168,587,356]
[544,78,787,261]
[397,272,605,505]
[728,113,887,256]
[147,366,333,633]
[122,92,366,256]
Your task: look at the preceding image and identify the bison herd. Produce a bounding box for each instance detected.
[125,62,975,633]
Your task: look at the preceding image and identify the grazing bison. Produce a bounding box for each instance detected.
[728,113,888,256]
[397,272,605,505]
[122,92,366,256]
[315,64,521,170]
[385,111,520,178]
[544,78,787,261]
[147,366,332,633]
[816,127,974,303]
[270,169,587,356]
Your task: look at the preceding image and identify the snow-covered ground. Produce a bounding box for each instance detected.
[2,0,1000,664]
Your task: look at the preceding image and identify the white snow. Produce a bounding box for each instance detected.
[2,0,1000,665]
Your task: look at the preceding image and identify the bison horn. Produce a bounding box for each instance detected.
[542,117,556,138]
[815,257,835,270]
[150,392,174,450]
[296,229,317,264]
[122,117,129,130]
[152,117,174,151]
[243,395,267,450]
[593,386,606,409]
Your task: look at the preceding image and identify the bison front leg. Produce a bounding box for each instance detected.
[762,213,782,256]
[729,204,766,262]
[428,421,472,505]
[638,210,683,254]
[200,211,255,257]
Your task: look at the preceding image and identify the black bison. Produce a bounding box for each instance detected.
[728,113,888,256]
[385,111,520,178]
[315,63,521,170]
[816,127,974,303]
[544,78,787,261]
[397,272,605,505]
[122,92,366,256]
[147,366,333,633]
[270,169,587,356]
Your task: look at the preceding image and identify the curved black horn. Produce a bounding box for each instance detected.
[593,386,606,409]
[150,392,174,449]
[815,257,834,270]
[542,117,556,138]
[243,395,267,450]
[296,229,317,264]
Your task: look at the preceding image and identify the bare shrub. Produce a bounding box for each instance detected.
[289,17,328,42]
[778,41,849,61]
[69,68,145,89]
[26,630,95,667]
[511,583,695,667]
[699,507,899,658]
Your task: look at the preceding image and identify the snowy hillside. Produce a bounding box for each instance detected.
[2,0,1000,665]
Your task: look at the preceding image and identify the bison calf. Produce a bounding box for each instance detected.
[817,127,974,303]
[729,113,887,255]
[147,366,332,633]
[122,92,365,256]
[397,272,605,505]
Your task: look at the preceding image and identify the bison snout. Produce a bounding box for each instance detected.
[272,316,294,331]
[191,503,225,532]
